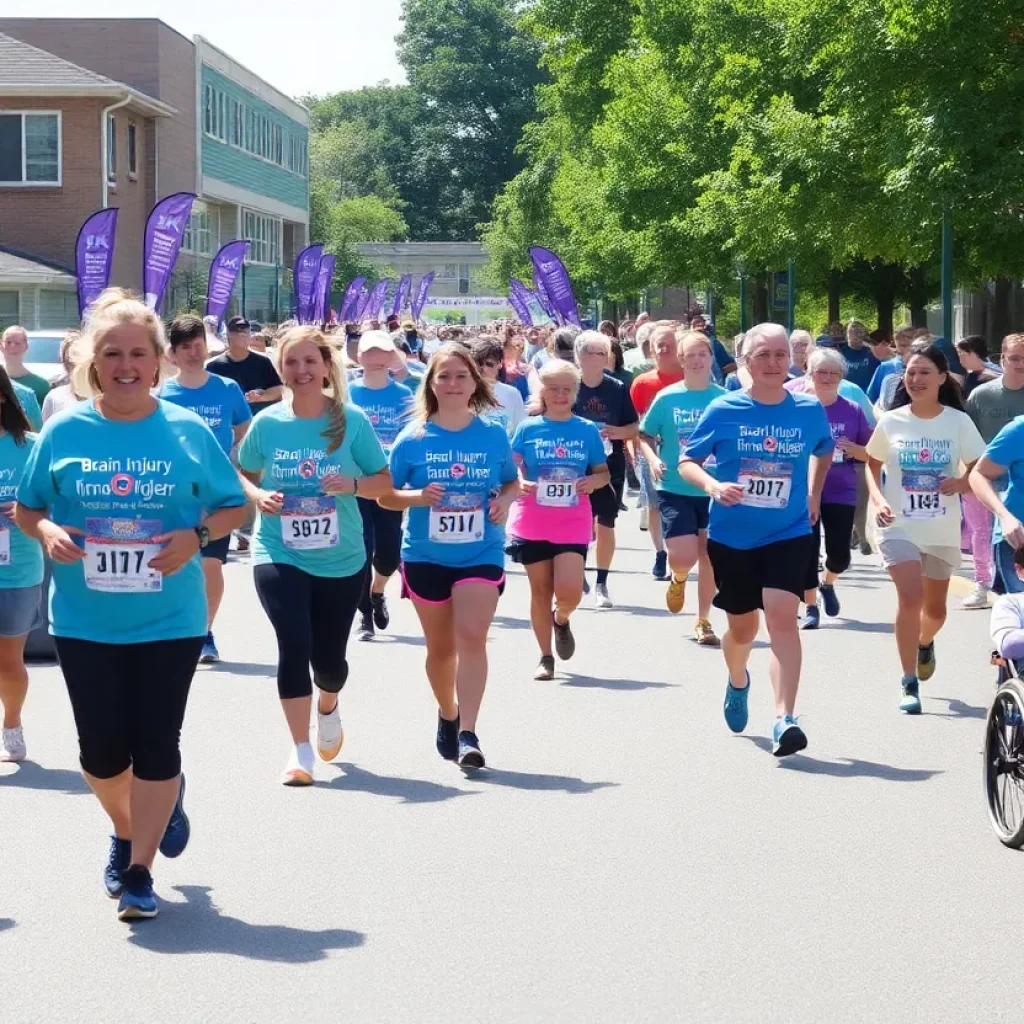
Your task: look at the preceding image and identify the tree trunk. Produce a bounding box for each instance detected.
[752,273,769,324]
[991,277,1013,347]
[870,261,899,339]
[876,293,895,340]
[827,269,841,325]
[908,266,929,327]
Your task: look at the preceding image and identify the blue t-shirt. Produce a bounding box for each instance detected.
[867,357,904,403]
[159,373,251,453]
[711,336,735,377]
[12,381,41,432]
[839,343,880,393]
[348,379,414,455]
[0,432,43,589]
[17,399,246,643]
[389,416,517,568]
[683,391,834,548]
[983,416,1024,542]
[238,403,387,578]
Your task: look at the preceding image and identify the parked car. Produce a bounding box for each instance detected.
[18,331,66,383]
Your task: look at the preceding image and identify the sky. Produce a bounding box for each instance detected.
[5,0,408,99]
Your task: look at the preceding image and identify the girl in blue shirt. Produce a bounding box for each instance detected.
[16,289,246,921]
[238,327,391,788]
[0,367,44,766]
[383,343,519,769]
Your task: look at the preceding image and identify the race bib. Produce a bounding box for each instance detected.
[832,445,846,464]
[0,522,11,566]
[901,470,945,519]
[592,422,613,457]
[738,458,793,509]
[429,502,485,544]
[281,495,339,550]
[84,517,163,593]
[537,474,579,507]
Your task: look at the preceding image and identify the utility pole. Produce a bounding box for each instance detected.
[941,208,953,342]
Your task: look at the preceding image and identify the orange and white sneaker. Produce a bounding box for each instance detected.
[693,619,720,646]
[316,702,344,762]
[665,575,686,614]
[281,744,314,787]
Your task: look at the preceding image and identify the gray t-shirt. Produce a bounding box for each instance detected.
[967,379,1024,443]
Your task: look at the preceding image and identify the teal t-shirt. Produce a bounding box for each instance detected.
[0,432,43,589]
[348,379,414,456]
[238,402,387,578]
[12,381,41,431]
[641,381,727,496]
[17,399,246,642]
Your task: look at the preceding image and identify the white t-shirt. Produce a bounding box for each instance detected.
[487,379,527,437]
[866,405,986,547]
[41,384,83,423]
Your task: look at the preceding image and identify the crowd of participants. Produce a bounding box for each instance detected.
[0,299,1023,921]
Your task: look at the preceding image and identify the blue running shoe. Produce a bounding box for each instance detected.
[772,715,808,757]
[800,604,820,630]
[117,865,158,920]
[457,730,485,769]
[723,673,750,733]
[158,774,190,859]
[899,677,922,715]
[104,836,131,899]
[199,632,219,664]
[436,711,460,761]
[820,583,840,618]
[652,551,669,581]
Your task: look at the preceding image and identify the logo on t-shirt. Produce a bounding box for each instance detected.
[298,459,318,479]
[451,462,467,479]
[763,436,778,453]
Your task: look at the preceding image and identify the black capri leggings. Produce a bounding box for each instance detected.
[358,497,403,616]
[55,635,204,781]
[804,501,857,589]
[254,561,366,700]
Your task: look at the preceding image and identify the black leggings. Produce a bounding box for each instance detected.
[55,635,204,781]
[358,497,403,616]
[254,561,365,700]
[805,502,856,589]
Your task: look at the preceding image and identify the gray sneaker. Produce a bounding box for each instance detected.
[552,612,576,661]
[594,582,613,609]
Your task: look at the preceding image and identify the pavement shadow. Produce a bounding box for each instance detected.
[359,634,426,647]
[127,885,365,961]
[204,662,276,677]
[491,615,532,631]
[0,918,14,934]
[0,761,89,794]
[823,619,892,633]
[465,768,617,794]
[560,673,676,691]
[931,697,988,720]
[740,736,943,781]
[326,763,472,804]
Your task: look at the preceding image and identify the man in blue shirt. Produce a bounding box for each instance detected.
[838,320,880,392]
[867,325,916,403]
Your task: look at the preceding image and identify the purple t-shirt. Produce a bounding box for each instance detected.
[822,396,872,505]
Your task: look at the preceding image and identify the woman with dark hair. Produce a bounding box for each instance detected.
[471,336,526,437]
[0,366,42,763]
[598,320,617,339]
[866,341,985,713]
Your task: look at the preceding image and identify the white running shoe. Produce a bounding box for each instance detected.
[281,743,314,787]
[594,582,613,609]
[962,583,990,610]
[0,725,25,763]
[316,702,344,762]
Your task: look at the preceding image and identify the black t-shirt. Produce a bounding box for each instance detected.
[573,372,638,455]
[207,351,282,414]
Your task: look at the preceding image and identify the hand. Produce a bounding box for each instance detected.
[874,500,895,527]
[488,494,512,524]
[40,522,85,564]
[576,475,599,495]
[835,438,855,453]
[520,479,538,496]
[1001,514,1024,550]
[1,502,15,523]
[256,490,285,515]
[649,459,666,483]
[709,481,745,505]
[808,493,821,526]
[939,476,966,496]
[321,473,355,496]
[245,389,264,403]
[148,528,200,577]
[420,483,445,507]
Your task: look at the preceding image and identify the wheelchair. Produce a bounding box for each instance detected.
[985,651,1024,847]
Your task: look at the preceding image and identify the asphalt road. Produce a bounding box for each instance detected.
[0,507,1014,1023]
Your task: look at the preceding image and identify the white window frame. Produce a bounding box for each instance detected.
[439,263,457,280]
[0,290,19,330]
[203,83,228,143]
[106,113,117,185]
[0,111,62,187]
[127,121,138,180]
[242,209,281,266]
[181,200,216,257]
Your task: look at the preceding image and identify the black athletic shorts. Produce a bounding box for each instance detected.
[401,561,505,604]
[707,533,818,615]
[202,535,231,565]
[505,538,589,565]
[590,453,626,528]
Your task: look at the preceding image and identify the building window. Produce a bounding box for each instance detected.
[127,122,137,179]
[0,112,61,186]
[182,201,217,256]
[231,99,244,147]
[458,263,471,294]
[0,291,18,330]
[203,82,228,142]
[243,210,281,266]
[438,263,457,280]
[38,290,78,329]
[106,115,117,184]
[287,135,307,178]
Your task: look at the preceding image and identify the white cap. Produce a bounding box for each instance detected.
[357,330,396,355]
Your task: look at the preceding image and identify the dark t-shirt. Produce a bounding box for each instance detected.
[573,373,638,455]
[206,351,282,414]
[839,343,880,392]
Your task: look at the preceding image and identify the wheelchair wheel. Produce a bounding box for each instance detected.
[985,677,1024,848]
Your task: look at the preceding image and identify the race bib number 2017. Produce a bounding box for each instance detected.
[737,458,793,509]
[84,517,163,593]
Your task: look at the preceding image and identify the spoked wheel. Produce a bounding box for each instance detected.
[985,678,1024,848]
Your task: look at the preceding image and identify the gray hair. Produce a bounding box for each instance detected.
[744,322,791,358]
[635,322,655,355]
[553,325,580,351]
[807,346,848,377]
[574,329,610,363]
[789,329,814,349]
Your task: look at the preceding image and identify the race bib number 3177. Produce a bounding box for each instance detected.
[84,517,163,593]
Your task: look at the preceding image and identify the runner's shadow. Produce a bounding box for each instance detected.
[826,620,892,633]
[560,673,676,691]
[930,697,987,720]
[490,615,532,631]
[740,736,943,781]
[0,918,14,934]
[326,763,473,804]
[127,885,364,961]
[204,662,277,677]
[465,768,617,794]
[0,762,89,794]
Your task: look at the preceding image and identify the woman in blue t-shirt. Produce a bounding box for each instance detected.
[239,327,391,787]
[16,289,246,921]
[383,344,519,769]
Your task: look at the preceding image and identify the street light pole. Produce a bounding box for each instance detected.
[786,259,795,333]
[942,208,953,342]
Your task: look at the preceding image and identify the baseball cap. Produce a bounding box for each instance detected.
[226,316,249,333]
[357,330,397,355]
[815,334,838,348]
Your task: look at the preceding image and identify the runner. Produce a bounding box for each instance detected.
[795,349,872,628]
[679,323,833,756]
[787,330,814,378]
[865,340,985,713]
[631,323,686,579]
[639,331,726,644]
[347,330,413,642]
[160,316,252,662]
[840,321,880,393]
[15,288,246,920]
[238,326,391,786]
[868,325,916,408]
[472,336,527,437]
[42,332,87,422]
[383,343,519,768]
[573,331,638,607]
[1,325,52,405]
[508,359,609,679]
[0,368,43,764]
